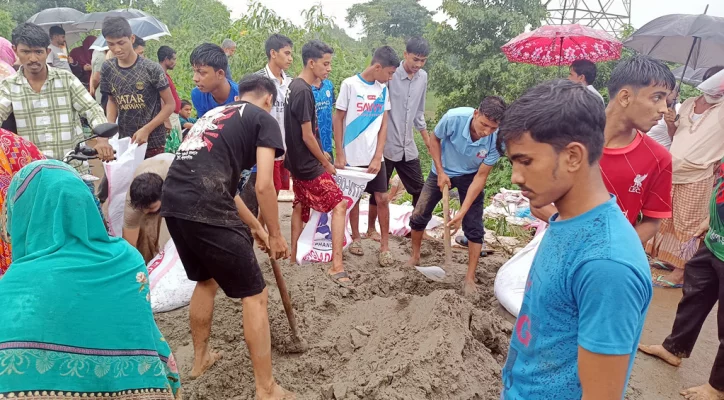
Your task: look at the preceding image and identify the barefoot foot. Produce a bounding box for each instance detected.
[638,344,682,367]
[189,350,222,379]
[256,382,297,400]
[681,383,724,400]
[406,257,420,268]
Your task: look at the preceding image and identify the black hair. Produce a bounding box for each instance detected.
[11,23,50,49]
[181,99,192,109]
[499,79,606,165]
[237,74,278,105]
[265,34,293,59]
[102,17,133,39]
[49,26,65,38]
[371,46,400,68]
[129,173,164,210]
[607,55,676,97]
[704,66,724,81]
[157,45,176,62]
[301,40,334,66]
[570,59,597,85]
[133,37,145,49]
[190,43,228,73]
[478,96,507,123]
[406,36,430,57]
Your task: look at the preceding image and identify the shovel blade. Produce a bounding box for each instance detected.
[415,266,446,282]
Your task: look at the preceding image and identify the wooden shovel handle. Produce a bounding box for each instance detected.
[443,184,452,267]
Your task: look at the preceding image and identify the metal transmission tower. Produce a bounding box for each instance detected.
[544,0,632,37]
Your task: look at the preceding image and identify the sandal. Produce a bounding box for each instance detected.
[378,251,394,268]
[653,275,683,289]
[326,270,353,288]
[349,240,364,256]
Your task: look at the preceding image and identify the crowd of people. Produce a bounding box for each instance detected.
[0,13,723,400]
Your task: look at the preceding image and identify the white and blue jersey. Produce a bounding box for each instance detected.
[312,79,335,154]
[336,74,391,166]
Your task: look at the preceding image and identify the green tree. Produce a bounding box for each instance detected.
[346,0,434,44]
[0,10,16,40]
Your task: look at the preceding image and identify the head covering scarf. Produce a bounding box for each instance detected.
[0,129,45,277]
[698,69,724,96]
[0,160,181,399]
[69,35,97,84]
[0,37,16,80]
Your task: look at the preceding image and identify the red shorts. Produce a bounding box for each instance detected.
[273,160,290,192]
[292,172,343,223]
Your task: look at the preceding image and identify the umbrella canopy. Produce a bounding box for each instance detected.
[72,9,150,32]
[27,7,87,46]
[502,24,622,67]
[671,66,709,87]
[90,16,170,51]
[623,14,724,70]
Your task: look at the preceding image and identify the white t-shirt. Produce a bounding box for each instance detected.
[47,44,71,72]
[646,103,680,150]
[587,85,605,104]
[336,74,391,166]
[256,65,291,161]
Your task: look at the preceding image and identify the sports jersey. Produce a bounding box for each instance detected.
[335,74,391,166]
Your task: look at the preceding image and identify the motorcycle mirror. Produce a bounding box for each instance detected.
[92,123,119,139]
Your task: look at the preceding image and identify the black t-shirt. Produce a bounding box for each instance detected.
[284,78,325,181]
[161,101,284,226]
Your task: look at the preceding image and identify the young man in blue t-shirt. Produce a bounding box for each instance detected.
[498,79,652,400]
[407,96,505,294]
[190,43,239,118]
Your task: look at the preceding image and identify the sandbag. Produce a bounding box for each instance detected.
[297,168,374,265]
[494,226,547,317]
[103,136,147,237]
[147,239,196,313]
[356,202,442,236]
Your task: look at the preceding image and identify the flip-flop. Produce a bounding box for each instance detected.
[349,240,364,256]
[653,275,683,289]
[650,261,674,271]
[378,251,394,267]
[326,270,353,288]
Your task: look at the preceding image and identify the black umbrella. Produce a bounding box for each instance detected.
[623,9,724,86]
[72,9,150,31]
[671,66,709,86]
[27,7,87,45]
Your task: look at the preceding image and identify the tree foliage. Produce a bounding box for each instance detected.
[0,10,16,40]
[346,0,434,45]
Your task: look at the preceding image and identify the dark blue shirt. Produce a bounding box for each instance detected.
[191,79,239,118]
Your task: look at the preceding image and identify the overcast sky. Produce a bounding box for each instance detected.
[220,0,724,38]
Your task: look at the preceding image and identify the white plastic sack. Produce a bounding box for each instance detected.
[103,136,147,237]
[147,239,196,313]
[297,168,374,265]
[356,202,442,236]
[494,226,547,317]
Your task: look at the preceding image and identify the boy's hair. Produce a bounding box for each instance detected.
[133,37,145,49]
[237,74,278,105]
[607,55,676,97]
[157,45,175,62]
[11,23,50,49]
[190,43,228,73]
[406,36,430,57]
[265,34,293,59]
[704,66,724,81]
[129,173,164,210]
[102,17,133,39]
[478,96,507,122]
[499,79,606,165]
[301,40,334,66]
[371,46,400,68]
[570,59,597,85]
[49,26,65,38]
[221,39,236,49]
[181,99,192,109]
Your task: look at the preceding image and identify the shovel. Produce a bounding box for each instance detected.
[269,257,308,353]
[415,184,451,282]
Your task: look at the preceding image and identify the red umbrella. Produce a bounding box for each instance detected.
[502,24,622,67]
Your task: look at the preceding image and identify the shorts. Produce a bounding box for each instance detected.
[358,162,388,194]
[165,217,265,299]
[292,172,343,223]
[274,160,290,191]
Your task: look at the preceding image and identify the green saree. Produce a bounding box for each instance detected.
[0,160,181,399]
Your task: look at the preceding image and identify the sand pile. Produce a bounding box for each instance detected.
[155,221,513,399]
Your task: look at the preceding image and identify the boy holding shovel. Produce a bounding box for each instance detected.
[406,96,506,296]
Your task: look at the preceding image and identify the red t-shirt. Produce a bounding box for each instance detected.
[599,132,673,225]
[166,73,182,114]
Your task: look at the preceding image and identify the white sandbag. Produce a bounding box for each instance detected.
[356,202,442,236]
[494,226,547,317]
[147,239,196,313]
[297,168,375,265]
[103,137,147,237]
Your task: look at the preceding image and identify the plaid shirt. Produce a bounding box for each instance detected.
[0,66,106,159]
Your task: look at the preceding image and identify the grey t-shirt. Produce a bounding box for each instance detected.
[47,44,72,72]
[91,50,106,101]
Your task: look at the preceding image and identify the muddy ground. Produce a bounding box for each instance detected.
[154,203,717,400]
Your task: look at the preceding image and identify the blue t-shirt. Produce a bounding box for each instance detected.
[431,107,500,177]
[313,79,335,154]
[502,197,652,400]
[191,79,239,119]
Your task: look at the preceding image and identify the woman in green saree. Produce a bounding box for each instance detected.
[0,160,181,399]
